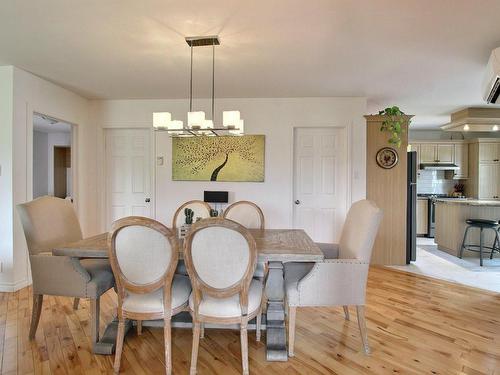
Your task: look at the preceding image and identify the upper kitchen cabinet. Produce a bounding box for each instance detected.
[453,143,468,179]
[478,142,500,163]
[436,144,454,163]
[408,143,421,166]
[419,144,437,163]
[417,143,455,163]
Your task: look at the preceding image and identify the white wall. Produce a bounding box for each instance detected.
[47,132,71,195]
[33,130,48,198]
[0,66,97,292]
[91,97,367,231]
[0,66,14,289]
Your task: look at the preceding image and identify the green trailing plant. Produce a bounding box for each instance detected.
[184,208,194,224]
[210,209,219,217]
[378,106,410,148]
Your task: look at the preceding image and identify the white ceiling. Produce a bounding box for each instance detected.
[33,113,72,133]
[1,0,500,128]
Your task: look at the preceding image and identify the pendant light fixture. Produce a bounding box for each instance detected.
[153,36,244,136]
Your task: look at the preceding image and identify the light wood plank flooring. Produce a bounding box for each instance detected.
[1,267,499,374]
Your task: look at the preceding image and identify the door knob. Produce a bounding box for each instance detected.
[145,198,151,203]
[294,200,300,205]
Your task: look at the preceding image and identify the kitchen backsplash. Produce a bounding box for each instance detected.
[417,170,459,195]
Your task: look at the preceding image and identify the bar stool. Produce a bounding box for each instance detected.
[459,219,500,266]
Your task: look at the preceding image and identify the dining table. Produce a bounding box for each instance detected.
[52,228,324,361]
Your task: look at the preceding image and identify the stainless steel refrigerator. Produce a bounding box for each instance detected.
[406,151,417,263]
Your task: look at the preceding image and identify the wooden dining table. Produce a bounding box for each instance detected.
[52,228,323,361]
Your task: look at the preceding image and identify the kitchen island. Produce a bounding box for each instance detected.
[434,199,500,257]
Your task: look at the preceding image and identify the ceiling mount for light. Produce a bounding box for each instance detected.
[153,35,244,137]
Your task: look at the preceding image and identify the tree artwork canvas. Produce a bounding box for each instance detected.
[172,135,265,182]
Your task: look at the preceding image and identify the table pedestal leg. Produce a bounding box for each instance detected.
[93,319,132,355]
[265,261,288,361]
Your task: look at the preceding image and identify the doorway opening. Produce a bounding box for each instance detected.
[32,113,74,201]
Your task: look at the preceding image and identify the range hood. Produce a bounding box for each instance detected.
[420,163,460,171]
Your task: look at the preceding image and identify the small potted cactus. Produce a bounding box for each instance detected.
[179,208,195,238]
[210,209,219,217]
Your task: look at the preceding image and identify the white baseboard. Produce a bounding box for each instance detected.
[0,278,31,292]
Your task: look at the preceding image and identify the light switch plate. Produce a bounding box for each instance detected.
[157,157,164,166]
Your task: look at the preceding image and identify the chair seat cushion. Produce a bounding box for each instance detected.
[189,279,263,318]
[284,262,315,306]
[315,243,339,259]
[122,275,191,314]
[80,259,115,298]
[466,219,499,227]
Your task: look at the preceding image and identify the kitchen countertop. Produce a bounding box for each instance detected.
[434,198,500,207]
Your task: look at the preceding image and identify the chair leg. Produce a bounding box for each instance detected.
[343,305,350,321]
[200,323,205,339]
[256,310,262,342]
[73,298,80,310]
[288,306,296,357]
[240,321,249,375]
[114,318,126,374]
[90,298,100,348]
[164,317,172,375]
[137,320,142,336]
[479,227,484,267]
[29,294,43,340]
[190,322,201,375]
[356,305,370,354]
[491,230,500,260]
[459,225,471,259]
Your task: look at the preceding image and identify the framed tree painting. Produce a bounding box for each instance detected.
[172,135,265,182]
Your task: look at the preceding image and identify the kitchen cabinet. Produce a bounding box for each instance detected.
[453,143,468,179]
[436,144,454,163]
[419,144,437,163]
[467,140,500,199]
[416,199,428,235]
[479,143,500,163]
[417,143,455,163]
[478,164,500,199]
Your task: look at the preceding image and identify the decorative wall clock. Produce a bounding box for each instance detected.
[376,147,399,169]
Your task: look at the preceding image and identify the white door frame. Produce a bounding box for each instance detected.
[291,125,352,233]
[100,126,156,230]
[27,109,79,212]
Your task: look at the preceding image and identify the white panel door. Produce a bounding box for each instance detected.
[293,127,348,243]
[105,129,153,229]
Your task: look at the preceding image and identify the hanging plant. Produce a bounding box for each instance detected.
[378,106,411,148]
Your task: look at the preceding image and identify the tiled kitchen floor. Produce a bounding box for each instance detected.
[390,237,500,292]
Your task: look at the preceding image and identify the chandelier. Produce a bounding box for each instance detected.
[153,36,244,136]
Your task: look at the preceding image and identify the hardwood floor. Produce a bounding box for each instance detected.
[1,267,499,374]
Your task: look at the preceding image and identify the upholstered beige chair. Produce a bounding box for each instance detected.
[223,201,266,278]
[17,196,115,347]
[284,200,382,356]
[108,216,191,375]
[184,218,264,375]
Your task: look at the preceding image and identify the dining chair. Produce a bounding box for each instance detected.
[184,218,263,375]
[172,200,212,276]
[223,201,267,278]
[172,200,212,229]
[284,199,382,356]
[108,216,191,375]
[17,196,115,348]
